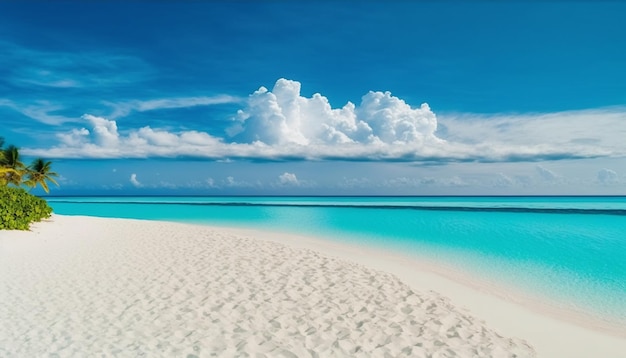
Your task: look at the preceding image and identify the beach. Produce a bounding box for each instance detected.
[1,215,624,357]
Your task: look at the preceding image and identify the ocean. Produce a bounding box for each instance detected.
[47,196,626,326]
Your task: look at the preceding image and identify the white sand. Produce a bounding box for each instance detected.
[0,215,622,357]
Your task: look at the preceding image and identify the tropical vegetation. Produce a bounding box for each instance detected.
[0,186,53,230]
[1,137,57,230]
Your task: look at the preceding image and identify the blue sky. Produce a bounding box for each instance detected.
[2,1,625,195]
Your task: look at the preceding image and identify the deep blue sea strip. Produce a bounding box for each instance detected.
[47,200,626,216]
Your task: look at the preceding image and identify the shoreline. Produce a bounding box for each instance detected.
[1,214,624,356]
[209,223,626,349]
[251,224,626,335]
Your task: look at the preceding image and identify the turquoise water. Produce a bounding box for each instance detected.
[48,196,626,324]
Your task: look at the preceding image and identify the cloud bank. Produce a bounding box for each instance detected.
[22,78,626,163]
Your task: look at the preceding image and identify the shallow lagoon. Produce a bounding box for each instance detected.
[49,196,626,325]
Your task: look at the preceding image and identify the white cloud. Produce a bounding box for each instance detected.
[223,176,258,188]
[16,68,81,88]
[206,177,217,188]
[0,40,151,90]
[597,168,619,184]
[440,176,468,187]
[130,173,142,187]
[0,99,76,125]
[57,128,90,146]
[493,173,515,187]
[32,114,225,159]
[84,114,120,147]
[340,175,470,189]
[278,172,299,186]
[2,95,238,126]
[382,177,418,188]
[106,95,241,118]
[338,177,372,189]
[155,181,178,189]
[20,79,626,164]
[438,108,626,160]
[535,165,559,181]
[231,78,439,147]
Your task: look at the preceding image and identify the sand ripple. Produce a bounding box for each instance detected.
[0,216,535,357]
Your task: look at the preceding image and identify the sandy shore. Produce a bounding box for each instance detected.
[0,215,623,357]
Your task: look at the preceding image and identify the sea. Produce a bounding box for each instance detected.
[47,196,626,326]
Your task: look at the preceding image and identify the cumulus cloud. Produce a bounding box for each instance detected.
[231,78,439,147]
[130,173,142,187]
[30,114,226,159]
[20,78,626,163]
[273,172,317,188]
[22,80,445,160]
[84,114,120,147]
[597,168,619,184]
[278,172,300,186]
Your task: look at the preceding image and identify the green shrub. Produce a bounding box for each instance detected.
[0,186,52,230]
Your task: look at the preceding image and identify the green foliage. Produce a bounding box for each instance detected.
[0,137,58,230]
[0,186,52,230]
[1,145,26,186]
[25,158,59,193]
[1,138,59,193]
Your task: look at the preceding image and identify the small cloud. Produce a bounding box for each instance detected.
[597,168,619,184]
[156,181,178,189]
[54,174,75,185]
[206,177,218,188]
[223,176,257,188]
[493,173,515,187]
[338,177,372,189]
[535,165,558,181]
[440,176,468,187]
[382,177,420,188]
[278,172,300,186]
[101,183,124,190]
[130,173,142,187]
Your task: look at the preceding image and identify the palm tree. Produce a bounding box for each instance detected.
[0,138,12,183]
[1,145,26,186]
[0,137,5,177]
[25,158,59,193]
[0,144,5,175]
[0,165,16,181]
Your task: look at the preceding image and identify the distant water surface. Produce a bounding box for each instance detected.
[48,196,626,325]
